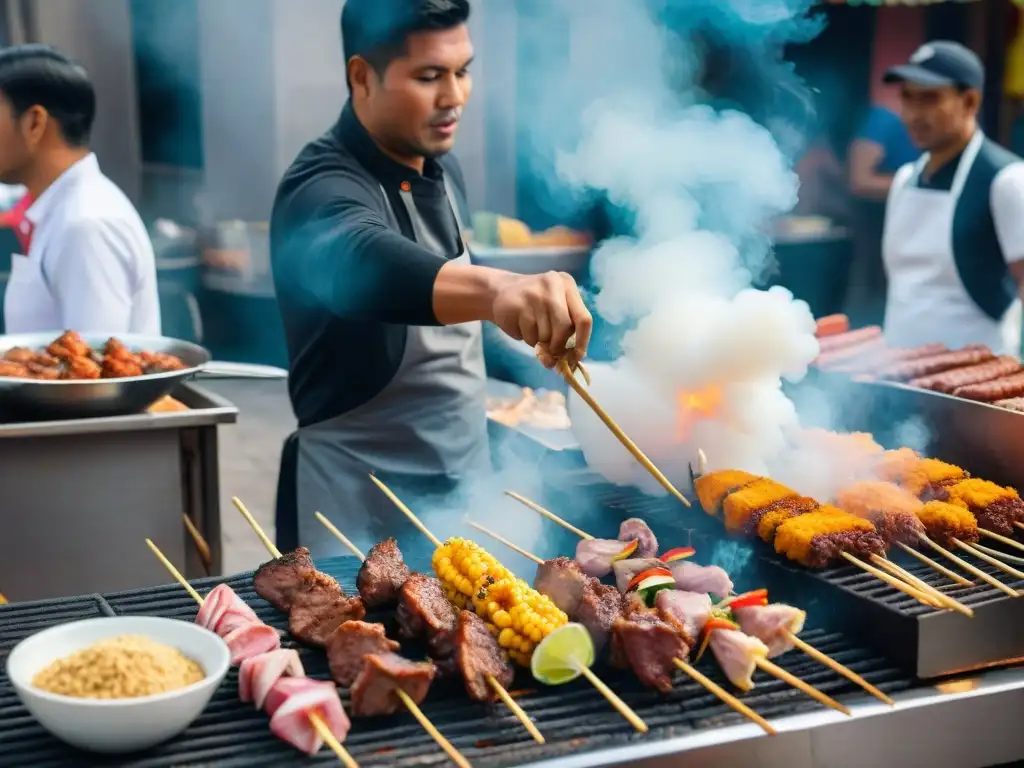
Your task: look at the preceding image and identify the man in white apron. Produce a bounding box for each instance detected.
[270,0,592,567]
[881,42,1024,355]
[0,46,159,334]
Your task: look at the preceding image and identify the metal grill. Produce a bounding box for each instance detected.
[0,559,918,767]
[553,479,1024,679]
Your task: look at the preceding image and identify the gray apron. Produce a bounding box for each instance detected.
[295,180,489,563]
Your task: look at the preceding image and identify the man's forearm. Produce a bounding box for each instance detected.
[432,261,513,325]
[850,172,894,201]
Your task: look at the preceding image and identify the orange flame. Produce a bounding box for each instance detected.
[676,386,724,442]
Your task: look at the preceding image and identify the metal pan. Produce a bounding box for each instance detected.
[0,332,212,421]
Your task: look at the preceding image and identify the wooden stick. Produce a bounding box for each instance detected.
[869,555,972,616]
[465,520,544,565]
[315,512,545,745]
[953,540,1024,584]
[895,542,974,587]
[697,449,708,475]
[0,592,8,605]
[182,514,212,575]
[784,634,893,707]
[672,659,776,734]
[144,539,357,768]
[232,499,471,766]
[1016,522,1024,534]
[978,528,1024,555]
[972,543,1024,566]
[557,360,691,507]
[839,553,937,607]
[468,520,780,734]
[368,477,647,734]
[504,491,594,540]
[924,537,1019,597]
[755,657,851,716]
[576,666,648,733]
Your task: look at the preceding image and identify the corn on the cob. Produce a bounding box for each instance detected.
[433,537,568,665]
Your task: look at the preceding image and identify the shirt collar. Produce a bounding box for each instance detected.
[333,101,444,187]
[26,153,100,225]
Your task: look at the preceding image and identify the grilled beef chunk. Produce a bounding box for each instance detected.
[575,583,624,655]
[254,547,316,612]
[356,538,411,609]
[611,614,689,693]
[455,611,514,702]
[288,578,366,647]
[396,574,458,658]
[350,653,435,717]
[325,621,400,687]
[534,557,592,615]
[618,518,658,558]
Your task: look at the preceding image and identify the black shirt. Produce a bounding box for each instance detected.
[270,102,470,427]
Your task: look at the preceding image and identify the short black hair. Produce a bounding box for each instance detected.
[0,45,95,147]
[341,0,470,85]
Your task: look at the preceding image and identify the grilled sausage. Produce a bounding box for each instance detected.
[816,326,882,354]
[910,356,1022,394]
[994,397,1024,413]
[815,337,888,369]
[830,342,948,375]
[874,348,996,382]
[953,371,1024,402]
[815,314,850,339]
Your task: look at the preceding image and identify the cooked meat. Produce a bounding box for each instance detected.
[910,356,1021,394]
[709,628,767,691]
[575,537,635,578]
[534,557,592,615]
[27,361,61,379]
[575,583,624,655]
[356,538,410,609]
[655,590,712,647]
[254,547,317,612]
[47,330,91,359]
[834,481,926,546]
[611,614,688,693]
[875,348,995,382]
[611,558,663,593]
[139,350,188,372]
[667,561,734,601]
[63,355,102,379]
[325,621,400,687]
[102,357,145,378]
[396,574,458,658]
[456,611,513,702]
[288,580,366,647]
[4,347,58,366]
[0,361,29,378]
[349,653,435,718]
[618,518,658,558]
[733,604,806,659]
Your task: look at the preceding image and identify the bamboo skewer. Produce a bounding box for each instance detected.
[144,539,357,768]
[840,553,937,606]
[924,538,1019,597]
[754,657,850,715]
[367,476,648,734]
[504,491,594,540]
[556,360,690,508]
[314,512,546,745]
[869,555,973,616]
[464,519,776,733]
[1015,522,1024,534]
[977,529,1024,555]
[953,540,1024,584]
[894,542,974,587]
[231,498,471,768]
[783,635,893,707]
[972,543,1024,566]
[182,513,212,575]
[509,492,873,710]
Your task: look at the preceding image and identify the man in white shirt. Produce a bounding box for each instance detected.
[0,45,160,335]
[881,41,1024,355]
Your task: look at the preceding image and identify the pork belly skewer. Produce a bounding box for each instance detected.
[231,498,471,768]
[501,496,887,707]
[368,475,649,734]
[464,520,779,733]
[144,540,356,766]
[313,512,545,744]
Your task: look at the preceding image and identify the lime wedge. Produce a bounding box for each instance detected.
[531,623,595,685]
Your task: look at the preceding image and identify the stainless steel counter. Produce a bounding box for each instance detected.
[0,384,237,602]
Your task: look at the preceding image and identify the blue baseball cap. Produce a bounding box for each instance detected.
[883,41,984,91]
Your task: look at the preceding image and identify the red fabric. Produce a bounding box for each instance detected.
[0,194,34,254]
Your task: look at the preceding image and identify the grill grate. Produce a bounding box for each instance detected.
[0,559,918,767]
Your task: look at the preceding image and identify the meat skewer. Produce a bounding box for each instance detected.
[231,498,471,768]
[144,539,356,766]
[313,512,545,745]
[556,359,691,508]
[368,474,650,734]
[464,521,778,733]
[500,494,890,708]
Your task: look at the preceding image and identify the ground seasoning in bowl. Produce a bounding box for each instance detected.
[31,634,204,699]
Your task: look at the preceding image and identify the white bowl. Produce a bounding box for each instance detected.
[6,616,230,754]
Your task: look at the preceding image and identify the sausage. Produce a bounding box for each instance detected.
[815,314,850,339]
[910,356,1022,394]
[994,397,1024,413]
[816,326,883,354]
[874,348,996,382]
[830,342,948,375]
[815,337,887,369]
[953,370,1024,401]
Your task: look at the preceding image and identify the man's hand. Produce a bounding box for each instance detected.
[491,271,592,369]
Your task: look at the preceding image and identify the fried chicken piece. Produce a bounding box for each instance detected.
[4,347,57,366]
[0,361,29,378]
[47,330,91,360]
[140,351,188,372]
[102,357,145,378]
[26,362,61,380]
[62,355,102,380]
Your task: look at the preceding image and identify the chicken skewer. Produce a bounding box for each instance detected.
[314,512,545,745]
[145,539,356,767]
[499,498,889,708]
[232,498,471,768]
[556,360,690,508]
[367,474,649,733]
